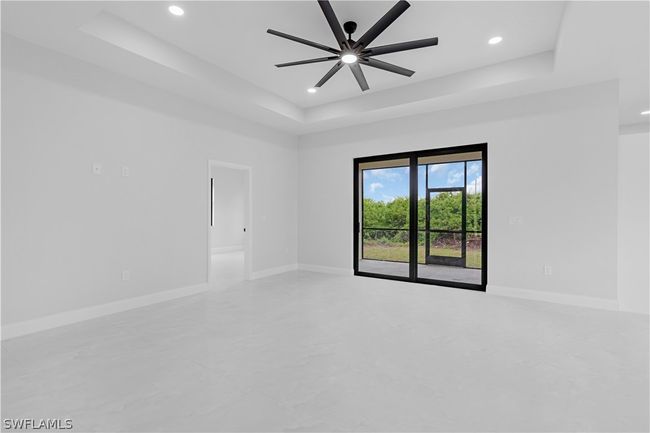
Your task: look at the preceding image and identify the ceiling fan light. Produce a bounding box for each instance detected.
[341,53,358,64]
[307,87,318,93]
[641,110,650,115]
[488,36,503,45]
[168,5,184,16]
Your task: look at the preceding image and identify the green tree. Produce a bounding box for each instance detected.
[363,192,482,244]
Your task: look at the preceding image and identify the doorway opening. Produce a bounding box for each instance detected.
[354,144,487,291]
[208,161,252,286]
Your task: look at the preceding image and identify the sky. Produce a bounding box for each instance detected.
[362,161,482,202]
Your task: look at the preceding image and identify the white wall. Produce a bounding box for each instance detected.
[2,63,298,325]
[2,36,641,327]
[298,81,620,302]
[618,132,650,314]
[210,166,246,250]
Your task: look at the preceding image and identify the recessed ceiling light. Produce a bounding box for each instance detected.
[307,87,317,94]
[641,110,650,115]
[488,36,503,45]
[168,5,184,16]
[341,53,358,64]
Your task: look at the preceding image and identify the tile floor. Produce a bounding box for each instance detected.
[210,250,246,288]
[2,271,648,432]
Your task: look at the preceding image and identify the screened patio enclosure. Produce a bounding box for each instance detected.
[354,144,487,290]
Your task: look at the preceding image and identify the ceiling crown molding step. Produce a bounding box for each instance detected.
[79,11,305,125]
[1,34,298,148]
[304,50,555,126]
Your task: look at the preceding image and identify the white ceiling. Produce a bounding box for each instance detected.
[1,1,648,134]
[107,1,565,107]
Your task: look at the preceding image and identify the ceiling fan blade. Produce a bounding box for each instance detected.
[359,58,414,77]
[275,56,340,67]
[315,61,344,87]
[363,37,438,56]
[267,29,340,55]
[353,0,410,50]
[317,0,349,50]
[348,63,369,91]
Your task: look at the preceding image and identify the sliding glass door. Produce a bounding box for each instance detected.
[417,155,483,286]
[356,158,410,278]
[354,144,487,291]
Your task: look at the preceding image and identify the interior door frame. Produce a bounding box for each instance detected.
[207,160,253,283]
[353,143,487,291]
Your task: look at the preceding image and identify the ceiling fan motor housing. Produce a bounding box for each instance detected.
[343,21,357,37]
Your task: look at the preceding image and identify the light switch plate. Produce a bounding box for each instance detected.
[543,265,553,276]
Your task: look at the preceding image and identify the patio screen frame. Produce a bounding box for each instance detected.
[353,143,487,292]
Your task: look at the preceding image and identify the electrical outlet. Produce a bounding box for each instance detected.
[121,166,130,177]
[121,270,130,281]
[92,163,102,175]
[543,265,553,276]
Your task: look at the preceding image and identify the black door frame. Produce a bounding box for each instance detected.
[353,143,487,292]
[425,187,466,267]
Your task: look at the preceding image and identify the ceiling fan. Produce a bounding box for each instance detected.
[267,0,438,92]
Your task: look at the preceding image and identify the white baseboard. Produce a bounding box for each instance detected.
[211,245,243,254]
[250,263,298,280]
[1,283,210,341]
[298,263,354,276]
[488,284,619,311]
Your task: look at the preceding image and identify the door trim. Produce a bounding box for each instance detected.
[207,160,253,282]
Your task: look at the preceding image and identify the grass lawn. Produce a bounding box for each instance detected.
[363,242,482,268]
